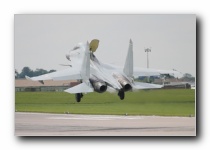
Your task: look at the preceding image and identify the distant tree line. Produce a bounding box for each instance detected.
[180,73,195,82]
[15,67,56,79]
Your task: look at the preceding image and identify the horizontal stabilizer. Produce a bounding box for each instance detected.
[133,82,163,90]
[64,82,93,94]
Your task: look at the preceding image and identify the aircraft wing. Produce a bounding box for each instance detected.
[133,82,163,90]
[133,67,180,77]
[25,68,82,81]
[26,41,91,82]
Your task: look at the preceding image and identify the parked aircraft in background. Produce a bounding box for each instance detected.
[26,39,178,102]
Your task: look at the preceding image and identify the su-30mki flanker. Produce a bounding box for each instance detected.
[26,39,178,102]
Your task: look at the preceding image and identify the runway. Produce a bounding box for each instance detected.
[15,112,196,136]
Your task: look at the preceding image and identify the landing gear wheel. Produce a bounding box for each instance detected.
[118,90,125,100]
[75,93,82,102]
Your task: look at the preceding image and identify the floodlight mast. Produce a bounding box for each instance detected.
[145,48,151,68]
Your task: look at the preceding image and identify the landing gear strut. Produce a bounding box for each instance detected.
[75,93,83,102]
[118,90,125,100]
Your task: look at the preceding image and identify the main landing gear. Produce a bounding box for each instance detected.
[75,93,83,102]
[118,90,125,100]
[75,91,125,102]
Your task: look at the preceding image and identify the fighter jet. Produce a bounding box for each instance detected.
[26,39,178,102]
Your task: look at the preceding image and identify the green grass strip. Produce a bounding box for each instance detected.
[15,89,195,116]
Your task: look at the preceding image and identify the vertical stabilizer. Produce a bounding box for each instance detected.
[65,41,93,96]
[123,39,133,77]
[80,42,90,80]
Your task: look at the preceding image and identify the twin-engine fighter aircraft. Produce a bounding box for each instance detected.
[26,39,178,102]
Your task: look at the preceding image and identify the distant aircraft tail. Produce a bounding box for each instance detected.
[123,39,133,78]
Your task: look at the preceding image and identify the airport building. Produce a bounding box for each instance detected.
[15,79,79,92]
[153,78,192,89]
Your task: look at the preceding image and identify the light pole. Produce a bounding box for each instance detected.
[145,48,151,68]
[145,48,151,83]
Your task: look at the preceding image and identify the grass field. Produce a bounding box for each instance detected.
[15,89,195,116]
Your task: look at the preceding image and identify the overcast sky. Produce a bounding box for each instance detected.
[15,14,196,77]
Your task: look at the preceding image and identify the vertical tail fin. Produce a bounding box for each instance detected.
[65,41,94,94]
[123,39,133,78]
[80,41,90,80]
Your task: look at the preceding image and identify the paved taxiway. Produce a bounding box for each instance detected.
[15,112,195,136]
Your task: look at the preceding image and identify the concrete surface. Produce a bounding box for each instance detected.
[15,112,196,136]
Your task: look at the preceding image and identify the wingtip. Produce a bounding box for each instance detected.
[25,75,31,80]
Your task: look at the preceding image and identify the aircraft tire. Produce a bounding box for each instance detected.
[75,93,81,102]
[118,90,125,100]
